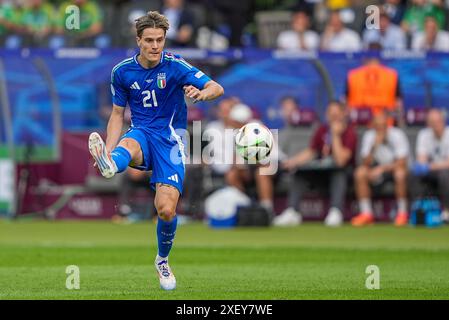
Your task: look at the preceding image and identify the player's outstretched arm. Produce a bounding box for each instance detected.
[105,105,125,153]
[184,80,224,102]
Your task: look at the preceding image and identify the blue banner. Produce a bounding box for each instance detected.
[1,49,449,148]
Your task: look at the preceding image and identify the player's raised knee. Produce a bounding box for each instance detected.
[157,205,176,221]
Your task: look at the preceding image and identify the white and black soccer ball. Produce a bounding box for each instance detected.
[235,122,274,162]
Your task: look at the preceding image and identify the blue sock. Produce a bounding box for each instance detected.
[110,146,131,173]
[157,216,177,258]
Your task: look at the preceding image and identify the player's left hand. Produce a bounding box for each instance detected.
[183,85,205,103]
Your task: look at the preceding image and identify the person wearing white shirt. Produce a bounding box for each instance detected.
[203,96,240,175]
[276,10,320,51]
[363,11,406,50]
[203,101,275,213]
[412,16,449,52]
[352,112,410,226]
[320,11,362,52]
[410,108,449,221]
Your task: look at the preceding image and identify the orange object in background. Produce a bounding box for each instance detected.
[347,63,399,115]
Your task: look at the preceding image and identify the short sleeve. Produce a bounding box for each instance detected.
[111,69,128,107]
[393,129,410,158]
[175,57,211,89]
[360,130,375,159]
[276,31,293,49]
[415,129,428,158]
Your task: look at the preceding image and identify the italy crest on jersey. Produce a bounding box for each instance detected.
[157,73,166,89]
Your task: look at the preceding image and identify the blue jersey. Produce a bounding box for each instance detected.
[111,51,211,135]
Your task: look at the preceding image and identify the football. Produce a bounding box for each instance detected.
[235,122,274,162]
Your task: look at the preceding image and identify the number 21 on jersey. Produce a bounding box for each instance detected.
[142,90,158,107]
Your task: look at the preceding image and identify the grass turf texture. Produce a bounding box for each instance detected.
[0,220,449,300]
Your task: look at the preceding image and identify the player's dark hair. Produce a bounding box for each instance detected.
[135,11,170,38]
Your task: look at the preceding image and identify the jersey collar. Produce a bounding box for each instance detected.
[133,51,165,70]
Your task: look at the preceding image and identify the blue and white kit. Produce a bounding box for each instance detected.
[111,51,211,194]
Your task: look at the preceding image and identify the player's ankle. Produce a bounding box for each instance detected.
[156,255,168,263]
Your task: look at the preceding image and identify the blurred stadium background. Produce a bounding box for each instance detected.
[1,0,449,220]
[1,0,449,300]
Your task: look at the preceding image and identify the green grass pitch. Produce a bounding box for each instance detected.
[1,220,449,300]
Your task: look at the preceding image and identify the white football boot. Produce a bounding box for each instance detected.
[88,132,117,178]
[155,257,176,290]
[324,207,344,227]
[273,207,302,226]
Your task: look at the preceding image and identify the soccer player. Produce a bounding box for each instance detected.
[88,11,224,290]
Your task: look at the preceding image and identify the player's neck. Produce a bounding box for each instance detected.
[137,53,161,69]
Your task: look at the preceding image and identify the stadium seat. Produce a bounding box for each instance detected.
[405,108,427,126]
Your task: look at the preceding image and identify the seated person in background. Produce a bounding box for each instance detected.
[225,104,275,213]
[203,96,240,176]
[275,101,357,227]
[0,1,23,47]
[161,0,196,47]
[409,108,449,222]
[320,10,361,52]
[278,95,316,158]
[352,112,410,227]
[55,0,104,47]
[411,15,449,52]
[20,0,54,47]
[362,9,406,51]
[401,0,446,37]
[276,9,319,51]
[278,96,302,156]
[345,56,403,126]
